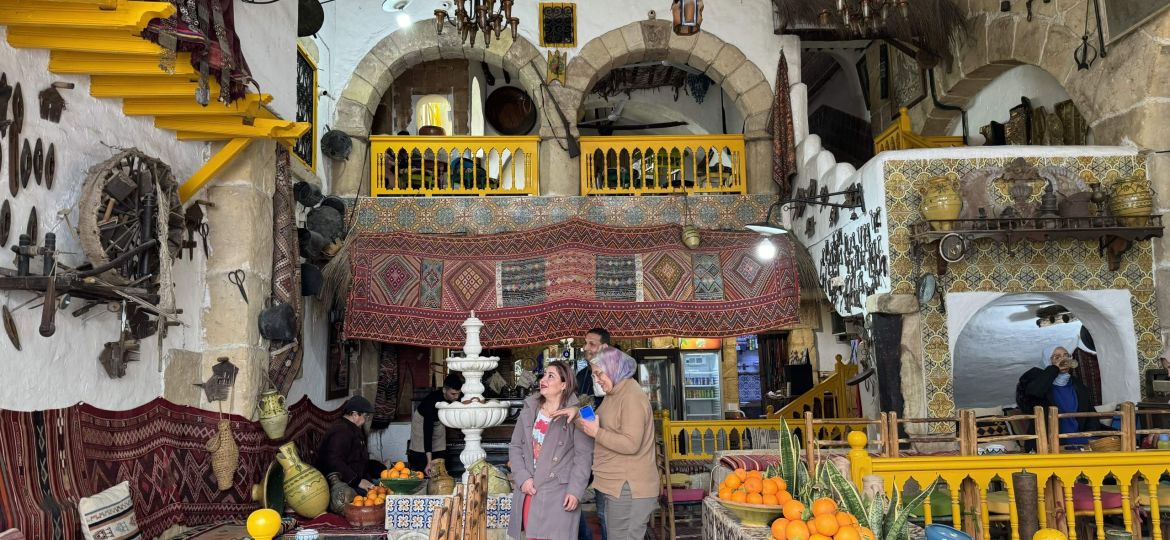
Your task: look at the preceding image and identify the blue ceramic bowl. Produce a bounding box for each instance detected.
[925,524,973,540]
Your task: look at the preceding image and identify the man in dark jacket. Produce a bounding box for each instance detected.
[407,374,462,475]
[1018,345,1095,446]
[318,396,384,494]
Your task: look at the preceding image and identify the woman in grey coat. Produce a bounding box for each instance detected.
[508,361,594,539]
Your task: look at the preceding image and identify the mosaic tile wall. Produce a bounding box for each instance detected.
[884,155,1161,420]
[351,194,776,234]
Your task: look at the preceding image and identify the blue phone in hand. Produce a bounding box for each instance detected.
[579,405,596,422]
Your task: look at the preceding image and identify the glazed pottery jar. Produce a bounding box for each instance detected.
[681,225,701,249]
[427,458,456,495]
[1108,175,1153,227]
[275,442,329,518]
[257,390,289,440]
[921,175,963,230]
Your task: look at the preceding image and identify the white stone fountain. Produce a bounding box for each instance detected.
[436,312,511,474]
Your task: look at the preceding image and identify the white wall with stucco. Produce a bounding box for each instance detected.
[948,65,1074,142]
[0,3,302,411]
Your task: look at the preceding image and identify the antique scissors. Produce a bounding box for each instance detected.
[227,269,248,304]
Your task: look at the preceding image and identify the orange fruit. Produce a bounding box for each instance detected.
[731,491,748,503]
[734,468,748,481]
[857,527,875,540]
[812,498,838,516]
[776,490,793,505]
[814,514,839,536]
[416,471,425,479]
[393,461,406,471]
[747,470,764,480]
[836,513,857,527]
[783,499,806,521]
[762,494,779,506]
[352,495,363,503]
[744,477,764,494]
[772,477,788,492]
[763,480,779,495]
[724,474,742,489]
[771,517,789,540]
[807,518,818,535]
[835,526,861,540]
[718,488,732,500]
[810,535,832,540]
[785,519,811,540]
[747,493,764,504]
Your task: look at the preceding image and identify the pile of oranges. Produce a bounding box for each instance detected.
[769,497,874,540]
[351,484,389,507]
[717,468,792,506]
[380,461,424,480]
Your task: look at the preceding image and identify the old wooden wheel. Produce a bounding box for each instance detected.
[79,149,183,287]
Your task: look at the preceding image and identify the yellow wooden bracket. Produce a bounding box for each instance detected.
[90,75,213,99]
[175,132,298,144]
[49,51,193,76]
[178,138,253,203]
[154,116,310,140]
[7,27,161,55]
[0,1,173,31]
[123,94,272,117]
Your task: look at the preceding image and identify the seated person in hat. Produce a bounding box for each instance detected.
[317,396,385,494]
[408,374,463,475]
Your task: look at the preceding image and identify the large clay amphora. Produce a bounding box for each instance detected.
[427,458,456,495]
[258,390,289,440]
[1109,174,1153,227]
[921,175,963,231]
[275,442,329,518]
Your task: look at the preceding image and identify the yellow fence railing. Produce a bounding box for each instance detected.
[767,360,857,424]
[579,135,746,196]
[369,135,539,196]
[850,429,1170,540]
[874,107,965,153]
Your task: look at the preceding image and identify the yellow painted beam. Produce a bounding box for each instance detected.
[178,138,253,203]
[89,74,212,98]
[7,27,161,55]
[175,131,298,144]
[0,1,173,31]
[122,94,272,117]
[49,51,193,76]
[154,116,310,140]
[30,0,118,7]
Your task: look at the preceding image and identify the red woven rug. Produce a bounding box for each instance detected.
[345,218,800,347]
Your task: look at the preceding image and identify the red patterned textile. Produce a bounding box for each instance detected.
[0,398,341,539]
[345,218,801,347]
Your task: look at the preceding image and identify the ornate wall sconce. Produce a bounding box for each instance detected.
[671,0,704,36]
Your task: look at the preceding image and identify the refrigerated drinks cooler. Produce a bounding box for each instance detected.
[681,351,722,420]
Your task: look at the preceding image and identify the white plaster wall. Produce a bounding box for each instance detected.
[285,297,347,409]
[947,290,1142,407]
[806,51,869,120]
[236,0,300,120]
[948,65,1073,141]
[0,29,206,411]
[578,85,744,136]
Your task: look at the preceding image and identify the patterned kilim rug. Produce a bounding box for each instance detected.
[345,218,801,347]
[0,398,341,539]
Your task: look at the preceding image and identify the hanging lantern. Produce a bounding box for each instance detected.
[435,9,447,34]
[671,0,704,36]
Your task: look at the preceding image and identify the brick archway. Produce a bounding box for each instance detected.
[561,20,776,193]
[330,21,547,195]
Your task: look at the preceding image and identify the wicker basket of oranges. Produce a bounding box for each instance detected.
[379,461,425,494]
[344,485,389,527]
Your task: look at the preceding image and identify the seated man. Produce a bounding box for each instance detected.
[317,396,385,495]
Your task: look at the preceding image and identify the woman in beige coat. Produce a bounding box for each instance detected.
[577,348,659,540]
[507,361,594,539]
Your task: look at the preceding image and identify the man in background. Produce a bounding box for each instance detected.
[407,373,462,475]
[318,396,385,495]
[576,327,611,540]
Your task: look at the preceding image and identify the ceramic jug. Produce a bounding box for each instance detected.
[1108,174,1153,227]
[275,442,329,518]
[258,390,289,440]
[427,458,456,495]
[921,175,963,230]
[327,472,356,513]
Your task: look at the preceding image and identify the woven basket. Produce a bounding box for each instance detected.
[1089,436,1122,453]
[207,419,239,490]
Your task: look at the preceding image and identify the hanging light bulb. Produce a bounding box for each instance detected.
[898,0,910,18]
[860,0,871,20]
[755,238,778,260]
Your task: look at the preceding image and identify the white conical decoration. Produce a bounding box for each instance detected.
[437,312,510,473]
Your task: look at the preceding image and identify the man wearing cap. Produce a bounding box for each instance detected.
[407,373,463,475]
[318,396,384,494]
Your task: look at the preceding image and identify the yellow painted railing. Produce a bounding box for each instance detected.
[579,135,746,195]
[874,107,965,153]
[370,135,539,196]
[850,429,1170,540]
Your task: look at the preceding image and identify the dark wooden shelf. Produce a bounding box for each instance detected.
[909,215,1164,274]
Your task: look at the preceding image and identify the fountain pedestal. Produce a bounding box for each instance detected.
[436,312,509,473]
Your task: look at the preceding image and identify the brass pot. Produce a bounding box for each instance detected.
[921,175,963,231]
[1108,175,1153,227]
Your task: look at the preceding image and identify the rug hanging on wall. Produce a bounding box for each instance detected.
[344,218,801,347]
[268,146,303,395]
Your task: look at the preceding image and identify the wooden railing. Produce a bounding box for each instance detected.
[873,107,965,153]
[766,360,858,424]
[369,135,539,196]
[579,135,746,196]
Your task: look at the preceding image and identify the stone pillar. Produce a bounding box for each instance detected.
[539,139,578,196]
[745,135,777,196]
[331,138,370,197]
[192,139,278,417]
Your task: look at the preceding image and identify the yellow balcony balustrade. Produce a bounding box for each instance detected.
[369,136,539,197]
[580,135,746,196]
[0,0,173,31]
[874,107,965,153]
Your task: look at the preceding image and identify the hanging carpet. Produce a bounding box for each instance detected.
[344,218,801,347]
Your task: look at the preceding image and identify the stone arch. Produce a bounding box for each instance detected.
[562,20,776,193]
[330,21,547,195]
[917,6,1170,148]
